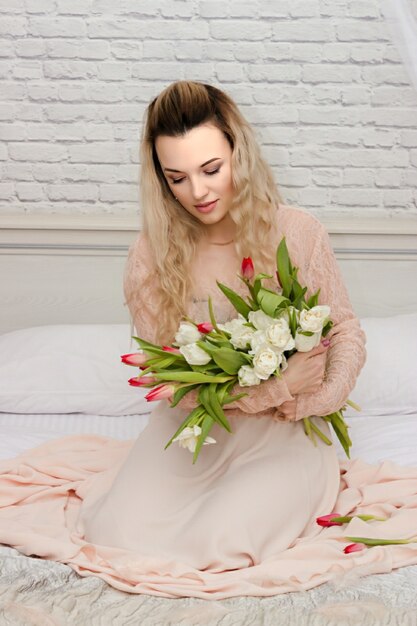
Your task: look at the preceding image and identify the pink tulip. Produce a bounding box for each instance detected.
[145,383,176,402]
[162,346,182,354]
[241,257,254,280]
[316,513,343,527]
[121,353,148,367]
[197,322,214,334]
[128,375,158,387]
[344,542,366,554]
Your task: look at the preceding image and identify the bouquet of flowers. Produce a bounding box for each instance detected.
[122,237,360,464]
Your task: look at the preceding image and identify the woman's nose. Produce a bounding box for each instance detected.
[190,177,209,201]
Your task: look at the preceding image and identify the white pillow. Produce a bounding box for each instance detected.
[1,313,416,417]
[345,312,417,417]
[0,324,151,416]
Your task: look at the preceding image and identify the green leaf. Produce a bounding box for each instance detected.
[329,413,351,458]
[216,280,252,318]
[170,383,200,407]
[195,384,233,434]
[345,536,412,546]
[252,272,273,301]
[288,307,298,336]
[132,337,170,356]
[208,383,232,432]
[197,341,250,375]
[322,320,334,337]
[164,405,204,450]
[292,285,308,309]
[257,287,290,317]
[154,371,233,383]
[307,288,321,308]
[198,385,225,430]
[223,392,248,404]
[276,237,293,298]
[309,419,332,445]
[192,413,215,464]
[208,295,227,336]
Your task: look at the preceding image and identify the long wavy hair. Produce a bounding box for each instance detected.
[138,80,285,345]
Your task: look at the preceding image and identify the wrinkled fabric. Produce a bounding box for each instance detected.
[1,203,414,601]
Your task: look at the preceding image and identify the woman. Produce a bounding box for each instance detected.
[79,80,366,571]
[7,80,416,600]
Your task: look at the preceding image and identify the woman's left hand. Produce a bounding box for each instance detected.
[273,398,298,422]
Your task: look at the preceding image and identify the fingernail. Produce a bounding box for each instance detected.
[322,339,330,346]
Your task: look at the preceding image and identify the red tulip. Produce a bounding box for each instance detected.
[121,353,148,367]
[145,383,176,402]
[162,346,182,354]
[344,542,366,554]
[316,513,343,527]
[197,322,214,334]
[128,375,158,387]
[241,257,254,280]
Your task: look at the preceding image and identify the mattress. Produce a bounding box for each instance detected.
[1,410,417,623]
[0,410,416,467]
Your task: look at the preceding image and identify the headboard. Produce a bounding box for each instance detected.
[1,212,416,334]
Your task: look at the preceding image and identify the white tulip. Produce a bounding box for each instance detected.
[230,326,256,350]
[217,314,247,334]
[248,309,275,331]
[172,425,216,453]
[175,321,202,346]
[252,348,281,380]
[238,365,262,387]
[179,342,212,365]
[249,329,268,353]
[299,305,331,333]
[265,318,295,352]
[294,329,322,352]
[278,306,300,325]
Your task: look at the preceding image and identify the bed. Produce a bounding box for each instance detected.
[0,213,417,625]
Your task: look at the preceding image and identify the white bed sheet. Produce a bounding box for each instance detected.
[0,411,417,467]
[0,410,152,460]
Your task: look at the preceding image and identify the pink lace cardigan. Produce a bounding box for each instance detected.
[123,204,367,422]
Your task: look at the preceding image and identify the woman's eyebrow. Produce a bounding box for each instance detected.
[164,157,221,173]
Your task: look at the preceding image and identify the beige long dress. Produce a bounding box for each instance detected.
[1,203,417,599]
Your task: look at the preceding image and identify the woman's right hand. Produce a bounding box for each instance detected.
[282,340,330,396]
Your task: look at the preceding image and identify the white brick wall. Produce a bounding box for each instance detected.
[0,0,416,217]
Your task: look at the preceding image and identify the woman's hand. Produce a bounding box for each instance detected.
[282,340,330,396]
[274,398,298,422]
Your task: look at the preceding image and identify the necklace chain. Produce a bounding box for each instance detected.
[208,239,235,246]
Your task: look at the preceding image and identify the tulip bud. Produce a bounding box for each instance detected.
[121,353,148,367]
[145,383,176,402]
[344,542,366,554]
[316,513,343,527]
[241,257,254,280]
[162,346,182,354]
[128,375,158,387]
[197,322,214,334]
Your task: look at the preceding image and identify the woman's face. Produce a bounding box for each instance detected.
[155,122,235,229]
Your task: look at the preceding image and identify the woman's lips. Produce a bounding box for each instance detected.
[195,199,218,213]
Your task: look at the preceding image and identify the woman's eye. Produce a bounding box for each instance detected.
[171,167,220,185]
[205,167,220,176]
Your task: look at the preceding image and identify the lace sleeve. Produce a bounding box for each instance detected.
[123,234,159,345]
[293,222,367,421]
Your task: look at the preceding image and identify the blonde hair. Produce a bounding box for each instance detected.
[137,80,285,345]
